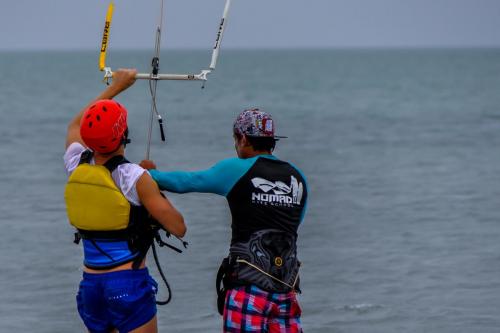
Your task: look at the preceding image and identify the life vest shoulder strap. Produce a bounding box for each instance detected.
[79,150,93,165]
[104,155,130,172]
[78,150,130,172]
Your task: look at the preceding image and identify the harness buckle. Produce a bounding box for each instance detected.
[73,232,82,244]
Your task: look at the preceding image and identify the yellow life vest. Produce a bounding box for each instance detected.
[65,161,131,231]
[64,151,156,270]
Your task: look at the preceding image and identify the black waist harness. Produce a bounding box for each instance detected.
[216,229,301,314]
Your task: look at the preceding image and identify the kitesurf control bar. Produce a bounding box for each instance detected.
[135,71,211,81]
[99,0,231,83]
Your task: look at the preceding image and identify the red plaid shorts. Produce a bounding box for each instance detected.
[223,285,303,333]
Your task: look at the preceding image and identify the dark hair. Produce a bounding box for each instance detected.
[236,133,277,152]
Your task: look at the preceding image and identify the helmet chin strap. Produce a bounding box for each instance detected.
[121,128,131,148]
[122,139,131,150]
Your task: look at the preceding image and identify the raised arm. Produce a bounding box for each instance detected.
[65,69,138,149]
[136,172,186,238]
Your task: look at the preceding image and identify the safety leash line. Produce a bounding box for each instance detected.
[152,241,172,305]
[146,0,166,159]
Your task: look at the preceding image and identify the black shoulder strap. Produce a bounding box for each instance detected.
[103,155,130,172]
[78,151,130,172]
[78,150,94,165]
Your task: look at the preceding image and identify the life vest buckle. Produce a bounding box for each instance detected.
[73,232,82,244]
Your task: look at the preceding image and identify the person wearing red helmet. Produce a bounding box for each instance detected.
[64,69,186,333]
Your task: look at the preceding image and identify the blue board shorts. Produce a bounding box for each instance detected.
[76,268,158,333]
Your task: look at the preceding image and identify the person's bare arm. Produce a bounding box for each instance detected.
[65,69,138,149]
[139,160,157,170]
[136,172,186,238]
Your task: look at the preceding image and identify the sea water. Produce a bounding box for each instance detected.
[0,49,499,332]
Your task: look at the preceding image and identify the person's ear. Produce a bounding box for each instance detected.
[241,135,251,147]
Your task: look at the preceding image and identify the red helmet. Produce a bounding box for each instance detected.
[80,100,128,153]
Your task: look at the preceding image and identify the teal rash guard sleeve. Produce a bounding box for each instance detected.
[148,157,261,197]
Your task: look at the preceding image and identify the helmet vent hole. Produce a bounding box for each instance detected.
[99,146,106,149]
[96,115,101,121]
[88,121,93,128]
[90,105,96,109]
[85,114,91,119]
[102,106,107,112]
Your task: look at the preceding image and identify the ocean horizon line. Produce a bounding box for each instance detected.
[1,46,500,54]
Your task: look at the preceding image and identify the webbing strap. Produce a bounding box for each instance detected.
[77,150,129,172]
[77,229,133,240]
[215,257,230,315]
[235,258,300,290]
[103,155,129,172]
[78,150,93,165]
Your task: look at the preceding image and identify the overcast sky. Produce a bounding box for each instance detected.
[1,0,499,50]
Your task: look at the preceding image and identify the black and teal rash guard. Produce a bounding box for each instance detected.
[149,154,308,244]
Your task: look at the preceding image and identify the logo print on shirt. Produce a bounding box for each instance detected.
[251,176,303,207]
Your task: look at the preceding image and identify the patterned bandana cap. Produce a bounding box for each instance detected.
[233,108,286,139]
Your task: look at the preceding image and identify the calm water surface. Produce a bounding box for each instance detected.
[0,49,499,332]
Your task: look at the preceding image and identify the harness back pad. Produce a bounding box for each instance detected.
[229,229,300,293]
